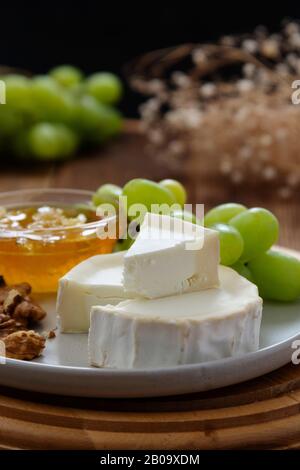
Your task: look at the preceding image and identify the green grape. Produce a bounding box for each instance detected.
[31,76,74,123]
[0,76,32,134]
[28,122,78,160]
[92,184,122,209]
[69,82,85,98]
[50,65,83,88]
[75,95,122,142]
[31,75,60,96]
[204,203,247,227]
[57,125,79,156]
[123,179,176,215]
[212,223,244,266]
[88,106,122,143]
[231,262,254,283]
[61,93,79,125]
[75,95,103,132]
[98,106,122,140]
[160,179,187,207]
[28,123,61,159]
[113,236,134,252]
[171,209,201,225]
[248,250,300,302]
[85,72,123,105]
[4,74,32,112]
[229,208,279,262]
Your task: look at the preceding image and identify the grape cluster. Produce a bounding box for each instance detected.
[1,66,123,161]
[205,203,300,302]
[93,178,190,219]
[93,178,193,250]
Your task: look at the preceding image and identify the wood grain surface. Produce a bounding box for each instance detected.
[0,120,300,450]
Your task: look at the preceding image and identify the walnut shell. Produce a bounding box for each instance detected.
[3,330,46,360]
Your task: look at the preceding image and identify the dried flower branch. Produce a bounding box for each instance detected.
[128,21,300,197]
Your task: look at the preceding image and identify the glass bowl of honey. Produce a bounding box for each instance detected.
[0,188,117,293]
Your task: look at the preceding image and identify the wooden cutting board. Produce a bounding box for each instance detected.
[1,363,300,450]
[0,121,300,450]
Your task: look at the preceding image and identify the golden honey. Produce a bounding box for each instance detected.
[0,205,115,293]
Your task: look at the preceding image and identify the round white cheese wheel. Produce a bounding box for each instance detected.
[57,251,129,333]
[89,266,263,369]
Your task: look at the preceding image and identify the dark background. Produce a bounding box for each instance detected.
[1,2,300,116]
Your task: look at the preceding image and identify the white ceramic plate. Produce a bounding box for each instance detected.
[1,249,300,398]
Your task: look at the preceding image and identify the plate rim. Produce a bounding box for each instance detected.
[1,245,299,397]
[3,324,299,376]
[3,245,300,376]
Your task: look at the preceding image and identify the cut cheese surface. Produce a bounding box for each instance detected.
[89,266,263,369]
[57,251,129,333]
[123,212,220,299]
[112,267,258,320]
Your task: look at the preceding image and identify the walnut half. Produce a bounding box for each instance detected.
[0,278,48,361]
[0,318,25,339]
[3,330,46,360]
[12,300,46,323]
[3,289,22,315]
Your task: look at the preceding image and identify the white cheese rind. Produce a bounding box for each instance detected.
[123,213,220,299]
[57,251,129,333]
[89,266,262,369]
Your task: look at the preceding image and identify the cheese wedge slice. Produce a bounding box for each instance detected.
[89,266,262,368]
[123,212,220,299]
[57,251,129,333]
